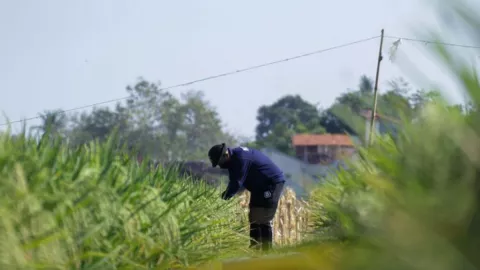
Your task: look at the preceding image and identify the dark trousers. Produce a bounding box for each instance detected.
[248,182,284,251]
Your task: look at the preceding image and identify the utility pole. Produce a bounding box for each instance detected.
[368,29,385,146]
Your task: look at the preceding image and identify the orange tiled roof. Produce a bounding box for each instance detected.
[292,134,353,146]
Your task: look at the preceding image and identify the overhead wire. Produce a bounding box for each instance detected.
[2,34,479,127]
[0,35,381,126]
[384,35,480,49]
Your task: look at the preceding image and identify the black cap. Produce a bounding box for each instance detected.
[208,143,226,167]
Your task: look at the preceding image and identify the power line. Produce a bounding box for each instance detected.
[0,35,380,127]
[3,34,476,128]
[385,35,480,49]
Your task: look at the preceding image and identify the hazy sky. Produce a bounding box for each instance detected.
[1,0,478,138]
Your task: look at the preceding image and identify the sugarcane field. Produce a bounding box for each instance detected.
[2,0,480,269]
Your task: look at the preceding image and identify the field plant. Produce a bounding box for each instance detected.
[235,1,480,267]
[304,1,480,269]
[0,131,251,269]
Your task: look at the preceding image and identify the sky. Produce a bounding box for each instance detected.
[1,0,479,139]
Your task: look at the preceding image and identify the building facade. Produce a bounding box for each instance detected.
[292,134,356,165]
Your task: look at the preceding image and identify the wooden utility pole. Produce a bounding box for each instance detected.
[368,29,385,146]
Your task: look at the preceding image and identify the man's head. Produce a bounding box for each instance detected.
[208,143,231,169]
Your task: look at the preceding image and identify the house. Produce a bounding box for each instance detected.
[292,134,357,165]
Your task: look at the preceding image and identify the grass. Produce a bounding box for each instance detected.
[0,131,253,269]
[294,1,480,269]
[284,96,480,269]
[3,1,480,269]
[0,126,315,269]
[218,1,480,269]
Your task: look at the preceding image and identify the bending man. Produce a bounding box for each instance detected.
[208,143,286,251]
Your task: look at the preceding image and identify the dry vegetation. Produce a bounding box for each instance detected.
[238,187,311,246]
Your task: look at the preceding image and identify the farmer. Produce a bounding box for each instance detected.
[208,143,286,251]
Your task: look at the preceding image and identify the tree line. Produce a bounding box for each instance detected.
[32,78,236,163]
[31,75,465,162]
[249,75,464,155]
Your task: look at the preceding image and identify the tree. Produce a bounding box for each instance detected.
[176,90,236,161]
[320,76,416,141]
[409,89,442,112]
[255,95,325,154]
[387,77,410,96]
[121,78,171,159]
[378,90,412,119]
[320,104,362,135]
[319,75,375,136]
[62,78,235,163]
[359,75,374,94]
[32,109,68,137]
[67,105,130,147]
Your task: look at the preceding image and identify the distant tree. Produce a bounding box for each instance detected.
[176,90,237,161]
[378,90,412,119]
[234,135,259,149]
[387,77,410,96]
[119,79,236,161]
[32,109,68,137]
[320,104,362,135]
[64,78,235,163]
[67,105,129,147]
[320,76,416,141]
[409,89,442,112]
[255,95,325,154]
[359,75,374,94]
[319,75,374,135]
[121,78,171,159]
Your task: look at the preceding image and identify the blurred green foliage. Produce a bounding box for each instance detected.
[304,1,480,269]
[3,1,480,269]
[0,130,251,269]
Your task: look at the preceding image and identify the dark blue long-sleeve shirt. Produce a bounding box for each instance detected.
[222,146,285,199]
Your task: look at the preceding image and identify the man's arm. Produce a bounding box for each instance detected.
[221,159,251,200]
